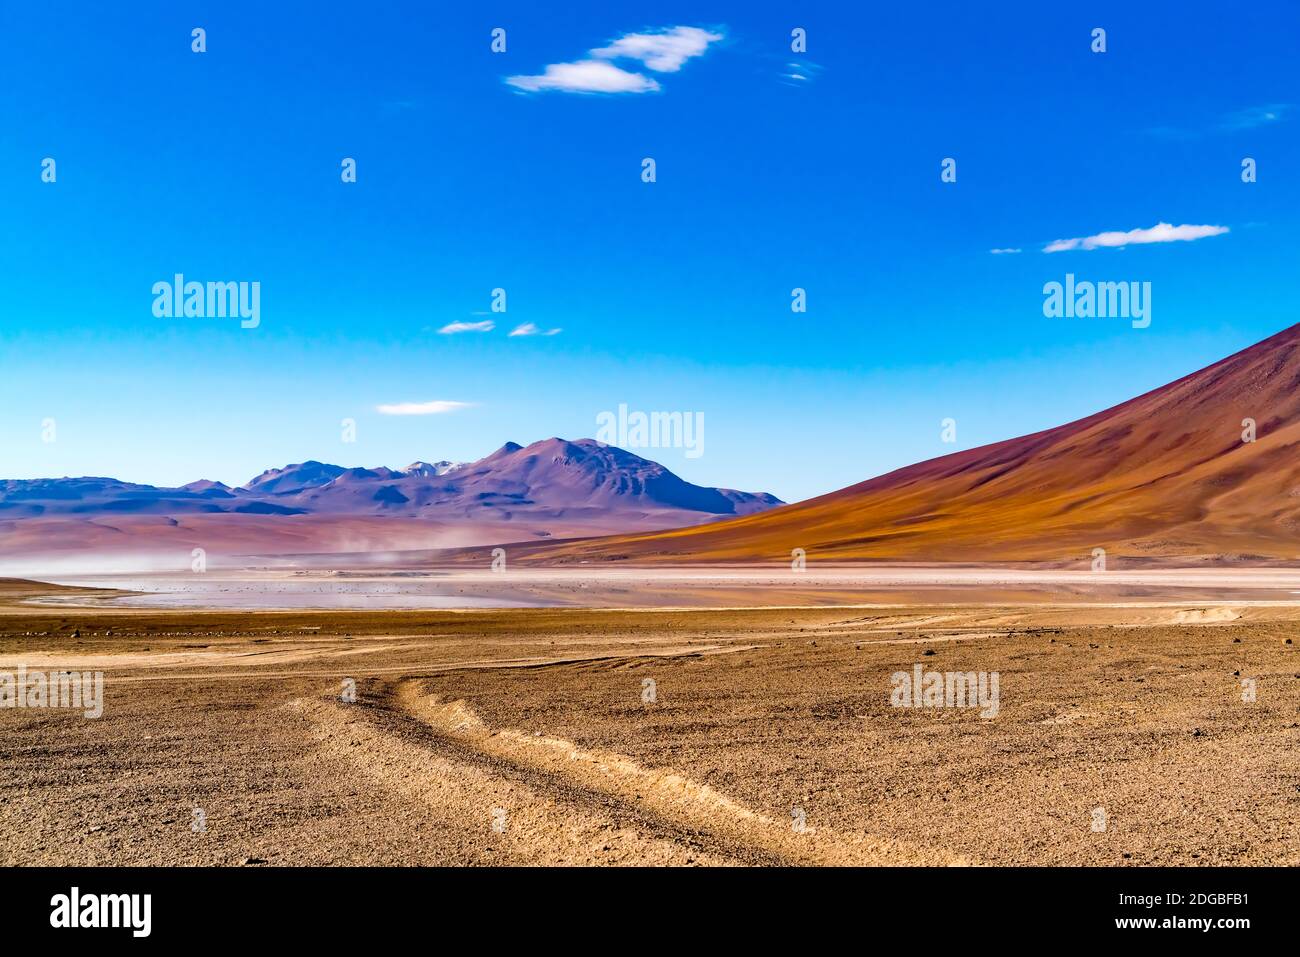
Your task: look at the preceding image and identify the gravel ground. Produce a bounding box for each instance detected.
[0,581,1296,866]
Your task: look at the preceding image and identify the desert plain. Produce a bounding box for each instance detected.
[0,568,1296,867]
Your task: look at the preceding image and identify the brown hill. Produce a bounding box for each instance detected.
[514,324,1300,565]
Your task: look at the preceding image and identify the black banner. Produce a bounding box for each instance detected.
[0,866,1278,943]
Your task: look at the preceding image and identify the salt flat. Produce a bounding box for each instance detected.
[21,564,1300,611]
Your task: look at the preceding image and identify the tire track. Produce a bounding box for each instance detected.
[334,678,967,866]
[288,683,783,865]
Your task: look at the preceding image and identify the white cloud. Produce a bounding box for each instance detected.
[375,400,474,416]
[1044,222,1229,253]
[507,60,660,94]
[781,61,822,86]
[1147,104,1291,138]
[509,323,562,337]
[989,247,1022,255]
[506,26,722,95]
[1222,103,1289,130]
[591,27,722,72]
[437,320,495,334]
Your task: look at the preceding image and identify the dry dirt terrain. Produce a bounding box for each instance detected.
[0,579,1296,866]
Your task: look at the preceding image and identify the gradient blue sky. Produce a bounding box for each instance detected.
[2,1,1297,503]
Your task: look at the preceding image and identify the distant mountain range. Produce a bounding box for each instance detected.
[0,438,782,563]
[510,323,1300,565]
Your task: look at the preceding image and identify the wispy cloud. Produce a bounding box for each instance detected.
[1043,222,1229,253]
[780,61,822,86]
[507,60,660,94]
[1147,103,1290,138]
[507,26,723,95]
[509,323,562,337]
[437,320,495,334]
[1220,103,1290,130]
[375,400,474,416]
[989,247,1022,255]
[590,27,722,72]
[381,99,421,114]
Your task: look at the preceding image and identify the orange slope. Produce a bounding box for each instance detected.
[518,324,1300,564]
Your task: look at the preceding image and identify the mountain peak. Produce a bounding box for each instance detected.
[483,441,524,459]
[179,479,230,492]
[243,461,347,493]
[403,460,464,477]
[0,438,783,549]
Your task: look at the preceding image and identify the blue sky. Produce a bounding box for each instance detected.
[2,1,1297,502]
